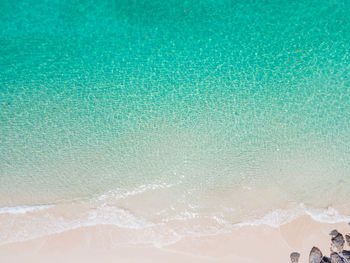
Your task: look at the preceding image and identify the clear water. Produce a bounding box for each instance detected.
[0,0,350,245]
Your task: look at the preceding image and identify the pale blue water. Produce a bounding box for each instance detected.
[0,0,350,244]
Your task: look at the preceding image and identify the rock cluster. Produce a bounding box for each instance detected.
[290,224,350,263]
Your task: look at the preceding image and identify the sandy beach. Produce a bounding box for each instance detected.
[1,215,349,263]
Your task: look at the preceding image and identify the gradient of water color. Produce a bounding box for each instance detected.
[0,0,350,245]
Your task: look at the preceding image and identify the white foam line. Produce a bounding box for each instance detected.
[236,204,350,228]
[305,206,350,223]
[0,205,157,246]
[1,200,349,247]
[0,204,54,215]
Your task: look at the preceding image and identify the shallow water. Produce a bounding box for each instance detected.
[1,0,350,245]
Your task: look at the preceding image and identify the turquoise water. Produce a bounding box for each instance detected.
[0,0,350,244]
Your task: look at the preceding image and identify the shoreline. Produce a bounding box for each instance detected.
[1,215,349,263]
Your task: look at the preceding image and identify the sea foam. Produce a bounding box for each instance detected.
[1,194,349,247]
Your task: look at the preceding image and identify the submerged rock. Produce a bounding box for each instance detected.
[290,252,300,263]
[309,247,323,263]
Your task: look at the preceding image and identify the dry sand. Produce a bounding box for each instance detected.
[0,215,349,263]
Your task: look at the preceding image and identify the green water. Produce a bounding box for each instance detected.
[1,0,350,218]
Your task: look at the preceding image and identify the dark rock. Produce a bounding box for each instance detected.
[330,252,344,263]
[290,252,300,263]
[330,230,340,238]
[310,247,323,263]
[342,250,350,261]
[345,234,350,247]
[331,233,345,253]
[321,256,332,263]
